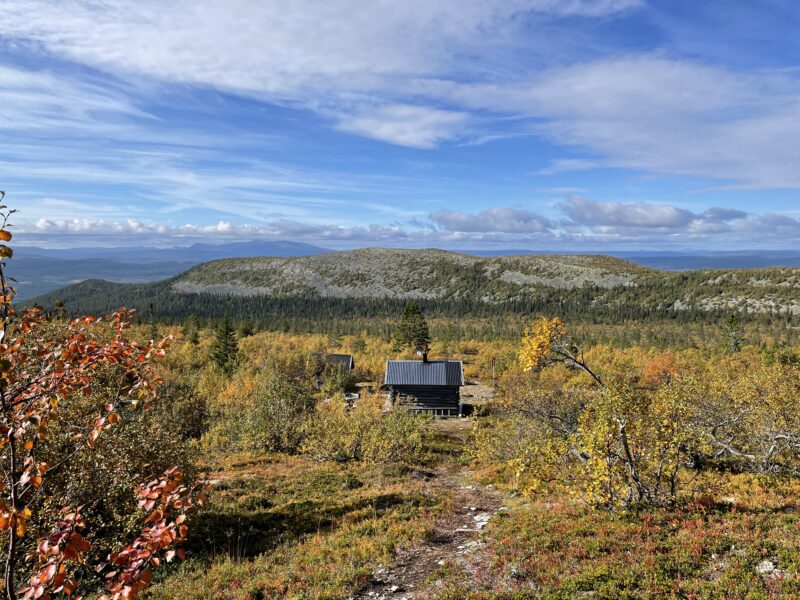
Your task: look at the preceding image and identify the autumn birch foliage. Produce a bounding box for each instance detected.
[513,317,700,509]
[0,198,201,599]
[519,317,603,386]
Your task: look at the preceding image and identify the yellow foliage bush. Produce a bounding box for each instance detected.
[203,369,313,452]
[482,317,800,510]
[518,317,566,372]
[302,395,432,464]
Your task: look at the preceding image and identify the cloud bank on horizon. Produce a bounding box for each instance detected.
[1,0,799,249]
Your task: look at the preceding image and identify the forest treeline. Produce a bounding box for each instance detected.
[28,276,800,344]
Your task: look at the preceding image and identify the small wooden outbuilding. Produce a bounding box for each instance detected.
[311,353,355,375]
[384,355,464,416]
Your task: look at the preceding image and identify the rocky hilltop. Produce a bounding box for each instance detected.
[27,248,800,318]
[171,249,644,300]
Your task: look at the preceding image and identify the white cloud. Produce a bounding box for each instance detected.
[21,215,481,246]
[0,65,147,132]
[0,137,411,227]
[428,197,800,246]
[558,196,800,242]
[17,195,800,249]
[0,0,642,147]
[535,158,607,175]
[0,1,640,89]
[394,54,800,187]
[517,56,800,188]
[6,0,800,191]
[560,196,698,229]
[431,207,553,232]
[25,216,394,244]
[3,0,800,252]
[334,104,469,149]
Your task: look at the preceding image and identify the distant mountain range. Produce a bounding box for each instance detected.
[621,252,800,270]
[9,255,192,300]
[11,240,800,301]
[12,240,328,300]
[16,240,328,263]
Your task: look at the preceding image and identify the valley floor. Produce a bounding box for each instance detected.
[146,406,800,600]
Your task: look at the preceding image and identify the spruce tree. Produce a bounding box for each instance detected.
[183,316,200,345]
[210,316,239,373]
[726,313,742,354]
[393,301,432,351]
[236,319,254,338]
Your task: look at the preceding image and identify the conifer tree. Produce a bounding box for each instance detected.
[351,335,367,354]
[393,301,432,351]
[210,316,239,373]
[726,312,742,354]
[236,319,254,338]
[183,315,200,345]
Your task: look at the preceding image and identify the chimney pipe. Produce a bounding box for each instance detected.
[422,344,429,363]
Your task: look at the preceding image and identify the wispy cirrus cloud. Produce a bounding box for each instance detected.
[333,104,469,149]
[535,158,606,175]
[2,0,800,254]
[0,65,148,132]
[0,1,641,92]
[0,0,642,148]
[1,135,427,228]
[9,45,796,193]
[516,56,800,188]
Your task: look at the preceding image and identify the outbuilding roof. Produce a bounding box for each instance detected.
[384,360,464,387]
[312,353,355,370]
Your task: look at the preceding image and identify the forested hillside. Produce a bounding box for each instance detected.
[28,250,800,337]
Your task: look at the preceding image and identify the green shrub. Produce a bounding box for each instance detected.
[320,364,356,398]
[34,371,199,582]
[156,378,209,440]
[302,395,432,463]
[205,369,314,453]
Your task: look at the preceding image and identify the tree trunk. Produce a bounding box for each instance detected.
[5,529,16,600]
[5,433,17,600]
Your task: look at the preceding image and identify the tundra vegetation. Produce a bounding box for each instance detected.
[142,316,800,598]
[8,213,800,597]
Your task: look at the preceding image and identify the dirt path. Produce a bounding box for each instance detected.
[351,421,505,599]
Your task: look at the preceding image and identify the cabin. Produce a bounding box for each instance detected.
[311,353,355,375]
[384,353,464,417]
[309,353,356,390]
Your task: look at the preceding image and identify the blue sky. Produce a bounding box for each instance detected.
[1,0,800,250]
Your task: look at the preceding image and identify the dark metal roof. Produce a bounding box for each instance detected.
[312,353,355,370]
[384,360,464,387]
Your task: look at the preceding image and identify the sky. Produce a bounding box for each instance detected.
[1,0,800,251]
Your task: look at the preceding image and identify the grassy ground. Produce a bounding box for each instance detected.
[428,472,800,599]
[144,424,800,599]
[145,453,448,599]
